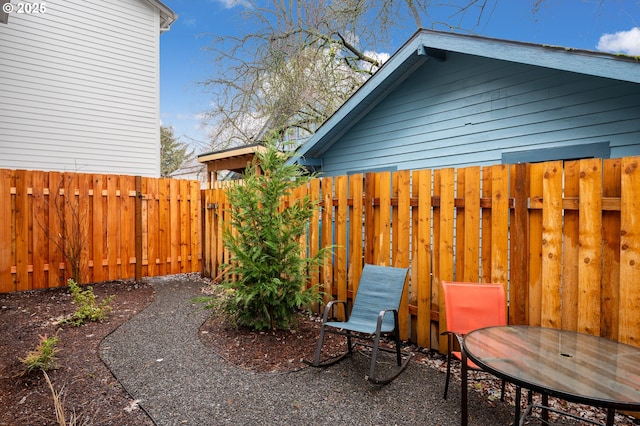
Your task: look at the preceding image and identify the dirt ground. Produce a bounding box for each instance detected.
[1,275,637,426]
[0,280,155,426]
[0,276,363,425]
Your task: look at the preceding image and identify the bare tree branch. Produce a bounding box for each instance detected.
[199,0,504,153]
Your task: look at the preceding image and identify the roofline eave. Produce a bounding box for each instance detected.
[291,28,640,165]
[143,0,178,31]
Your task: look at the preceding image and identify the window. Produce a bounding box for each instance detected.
[501,142,610,164]
[347,166,398,176]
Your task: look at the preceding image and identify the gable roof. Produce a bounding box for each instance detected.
[144,0,178,31]
[291,28,640,164]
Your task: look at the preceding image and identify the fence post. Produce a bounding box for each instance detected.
[364,173,375,265]
[135,176,142,281]
[511,163,529,325]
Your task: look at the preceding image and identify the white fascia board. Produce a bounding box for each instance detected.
[143,0,177,31]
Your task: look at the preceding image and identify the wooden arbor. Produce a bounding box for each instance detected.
[197,143,267,188]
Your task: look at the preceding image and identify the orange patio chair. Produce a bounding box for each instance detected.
[441,281,507,400]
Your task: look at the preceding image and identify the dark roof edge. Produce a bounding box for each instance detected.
[198,142,265,159]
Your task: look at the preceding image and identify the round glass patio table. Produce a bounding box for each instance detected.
[463,325,640,426]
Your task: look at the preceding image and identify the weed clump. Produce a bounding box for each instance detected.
[20,334,60,374]
[60,279,114,326]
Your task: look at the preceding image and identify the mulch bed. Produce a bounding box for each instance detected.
[0,280,155,426]
[1,276,637,426]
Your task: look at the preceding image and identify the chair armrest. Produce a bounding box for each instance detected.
[322,300,348,323]
[375,308,399,332]
[440,330,464,353]
[377,308,398,319]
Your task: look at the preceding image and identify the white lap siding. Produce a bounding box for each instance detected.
[0,0,162,176]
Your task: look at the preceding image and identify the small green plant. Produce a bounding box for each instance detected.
[60,279,114,326]
[20,334,60,374]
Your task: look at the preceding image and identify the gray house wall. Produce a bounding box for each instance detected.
[318,52,640,176]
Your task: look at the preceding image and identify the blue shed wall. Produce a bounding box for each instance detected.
[319,52,640,176]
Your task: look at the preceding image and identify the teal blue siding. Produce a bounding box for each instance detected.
[319,53,640,176]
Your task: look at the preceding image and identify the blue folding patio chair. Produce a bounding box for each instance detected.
[304,264,412,385]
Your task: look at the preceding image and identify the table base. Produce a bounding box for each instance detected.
[518,403,615,426]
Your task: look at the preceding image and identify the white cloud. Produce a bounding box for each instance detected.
[596,27,640,56]
[364,50,391,65]
[181,18,197,27]
[213,0,251,9]
[176,113,198,120]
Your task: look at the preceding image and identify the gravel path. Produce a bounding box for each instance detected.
[100,275,516,425]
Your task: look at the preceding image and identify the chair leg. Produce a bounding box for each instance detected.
[394,331,402,366]
[304,327,355,368]
[311,324,327,366]
[365,318,412,385]
[444,351,452,399]
[368,331,382,382]
[500,379,506,401]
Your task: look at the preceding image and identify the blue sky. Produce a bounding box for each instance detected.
[159,0,640,154]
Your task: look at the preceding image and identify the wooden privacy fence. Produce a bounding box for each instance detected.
[202,157,640,352]
[0,169,202,292]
